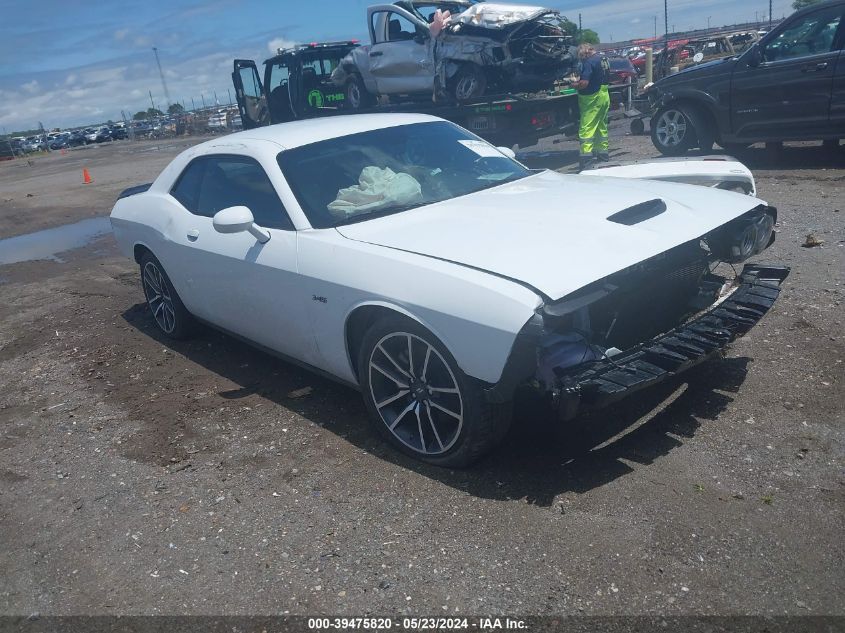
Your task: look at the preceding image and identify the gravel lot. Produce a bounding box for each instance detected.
[0,127,843,618]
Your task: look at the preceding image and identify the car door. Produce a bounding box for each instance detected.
[232,60,270,129]
[265,57,296,123]
[165,151,318,364]
[366,5,434,94]
[730,3,843,140]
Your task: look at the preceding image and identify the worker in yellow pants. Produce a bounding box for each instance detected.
[574,43,611,171]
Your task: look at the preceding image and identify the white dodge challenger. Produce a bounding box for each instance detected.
[110,113,788,467]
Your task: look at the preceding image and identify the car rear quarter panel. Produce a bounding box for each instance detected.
[297,230,542,385]
[109,191,196,302]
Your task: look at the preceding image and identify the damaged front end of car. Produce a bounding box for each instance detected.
[437,8,576,95]
[486,205,789,419]
[434,7,576,94]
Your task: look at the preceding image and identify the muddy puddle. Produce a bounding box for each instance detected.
[0,216,112,265]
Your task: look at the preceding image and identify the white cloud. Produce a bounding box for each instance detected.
[114,28,129,41]
[81,67,126,86]
[0,38,268,130]
[268,38,297,54]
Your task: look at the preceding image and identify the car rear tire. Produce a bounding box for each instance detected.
[451,64,487,103]
[651,105,711,156]
[345,74,375,111]
[139,252,193,339]
[358,315,511,468]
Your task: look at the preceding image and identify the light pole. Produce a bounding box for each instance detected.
[152,47,171,109]
[707,16,711,29]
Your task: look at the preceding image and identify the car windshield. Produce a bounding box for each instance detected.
[277,121,530,228]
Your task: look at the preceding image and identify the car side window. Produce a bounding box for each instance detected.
[372,11,420,43]
[763,6,842,62]
[269,62,290,92]
[387,13,419,41]
[172,156,294,230]
[170,159,205,213]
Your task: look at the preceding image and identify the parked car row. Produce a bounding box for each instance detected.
[7,124,132,154]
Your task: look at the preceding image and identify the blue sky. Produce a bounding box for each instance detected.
[0,0,794,132]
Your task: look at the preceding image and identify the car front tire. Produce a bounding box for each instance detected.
[345,74,375,111]
[451,64,487,103]
[651,105,711,156]
[139,252,193,339]
[358,315,510,468]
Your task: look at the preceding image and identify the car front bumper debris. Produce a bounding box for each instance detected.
[552,263,789,420]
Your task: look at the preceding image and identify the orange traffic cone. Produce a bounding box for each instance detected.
[82,168,93,184]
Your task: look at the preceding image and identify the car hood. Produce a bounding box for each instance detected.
[658,56,737,86]
[335,170,761,301]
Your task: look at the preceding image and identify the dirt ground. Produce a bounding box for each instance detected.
[0,127,843,618]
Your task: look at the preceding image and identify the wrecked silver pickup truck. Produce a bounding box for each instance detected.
[332,1,576,105]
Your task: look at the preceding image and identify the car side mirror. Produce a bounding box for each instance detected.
[746,44,763,68]
[497,146,517,159]
[213,206,270,243]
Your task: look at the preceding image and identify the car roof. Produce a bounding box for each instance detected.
[200,113,443,151]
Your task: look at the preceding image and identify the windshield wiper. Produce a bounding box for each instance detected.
[476,172,529,189]
[329,202,425,227]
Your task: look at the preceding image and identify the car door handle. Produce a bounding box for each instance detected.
[802,62,828,72]
[370,51,383,57]
[187,229,200,241]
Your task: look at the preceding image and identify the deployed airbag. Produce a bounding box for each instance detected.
[328,166,422,219]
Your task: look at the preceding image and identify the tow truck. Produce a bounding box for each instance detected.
[232,40,580,148]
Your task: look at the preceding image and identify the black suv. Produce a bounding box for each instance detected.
[647,0,844,155]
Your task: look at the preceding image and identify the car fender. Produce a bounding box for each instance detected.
[346,47,379,94]
[298,230,542,386]
[342,298,453,381]
[654,88,719,119]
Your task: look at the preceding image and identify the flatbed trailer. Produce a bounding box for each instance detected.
[362,89,580,147]
[232,42,580,148]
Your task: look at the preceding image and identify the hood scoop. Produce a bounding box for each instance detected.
[607,199,667,226]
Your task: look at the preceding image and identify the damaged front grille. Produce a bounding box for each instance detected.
[584,240,712,350]
[555,264,789,420]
